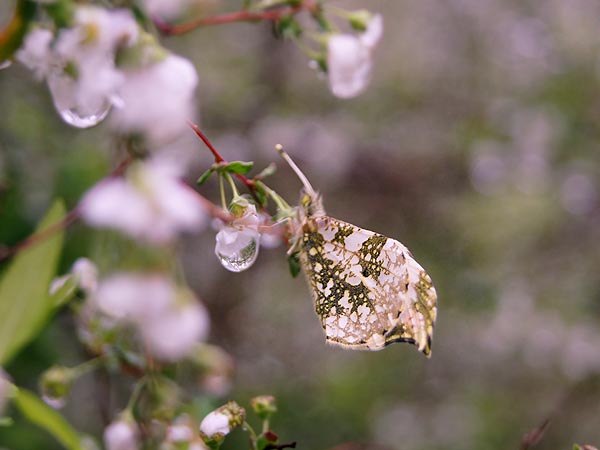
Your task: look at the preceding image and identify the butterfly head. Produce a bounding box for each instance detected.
[299,188,325,220]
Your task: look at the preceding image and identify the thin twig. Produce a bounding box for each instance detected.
[155,1,317,36]
[0,157,134,263]
[188,122,266,206]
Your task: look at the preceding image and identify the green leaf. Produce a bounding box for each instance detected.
[223,161,254,175]
[14,389,82,450]
[197,167,215,185]
[0,200,66,365]
[287,253,301,278]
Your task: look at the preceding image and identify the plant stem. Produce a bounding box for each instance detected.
[155,0,318,36]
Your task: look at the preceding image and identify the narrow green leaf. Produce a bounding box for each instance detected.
[223,161,254,175]
[197,167,215,185]
[14,389,82,450]
[0,200,66,365]
[287,253,301,278]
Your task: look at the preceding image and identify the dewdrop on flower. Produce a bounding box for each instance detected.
[215,200,261,272]
[48,6,139,128]
[327,14,383,98]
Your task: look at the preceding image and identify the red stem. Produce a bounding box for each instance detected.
[188,122,257,192]
[155,1,316,36]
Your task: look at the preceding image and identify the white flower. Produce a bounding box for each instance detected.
[111,54,198,145]
[48,6,139,126]
[167,424,195,442]
[16,28,54,79]
[327,14,383,98]
[142,0,194,19]
[215,203,261,272]
[71,258,99,294]
[104,419,139,450]
[199,411,231,438]
[141,302,209,361]
[95,273,209,361]
[80,159,206,244]
[95,274,173,320]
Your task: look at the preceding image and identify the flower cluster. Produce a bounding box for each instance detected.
[15,4,197,142]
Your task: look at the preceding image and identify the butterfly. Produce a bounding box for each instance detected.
[278,146,438,356]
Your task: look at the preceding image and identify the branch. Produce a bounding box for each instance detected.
[155,1,317,36]
[188,122,264,203]
[0,157,134,263]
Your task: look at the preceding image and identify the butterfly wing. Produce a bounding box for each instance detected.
[300,216,437,356]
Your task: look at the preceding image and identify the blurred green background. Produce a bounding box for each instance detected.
[1,0,600,449]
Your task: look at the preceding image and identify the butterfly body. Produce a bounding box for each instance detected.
[295,191,437,356]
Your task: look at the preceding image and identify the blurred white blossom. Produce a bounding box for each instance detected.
[215,203,261,272]
[327,14,383,98]
[141,302,209,361]
[199,410,231,438]
[15,28,54,79]
[71,258,99,294]
[111,54,199,145]
[95,273,209,361]
[104,419,139,450]
[81,160,206,244]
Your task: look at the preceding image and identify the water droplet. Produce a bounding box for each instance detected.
[215,228,260,272]
[47,72,111,128]
[0,60,11,70]
[56,104,111,128]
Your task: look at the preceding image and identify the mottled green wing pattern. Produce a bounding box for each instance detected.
[299,216,437,356]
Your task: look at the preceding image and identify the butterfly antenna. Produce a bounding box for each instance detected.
[275,144,317,196]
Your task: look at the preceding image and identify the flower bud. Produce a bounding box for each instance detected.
[199,401,245,447]
[250,395,277,421]
[104,417,139,450]
[348,9,372,31]
[39,366,73,409]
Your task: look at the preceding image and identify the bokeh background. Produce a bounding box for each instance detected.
[2,0,600,449]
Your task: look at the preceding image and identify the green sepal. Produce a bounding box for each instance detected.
[256,431,278,450]
[275,15,302,39]
[197,167,215,185]
[287,253,301,278]
[50,275,78,309]
[348,10,372,31]
[223,161,254,175]
[254,182,268,207]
